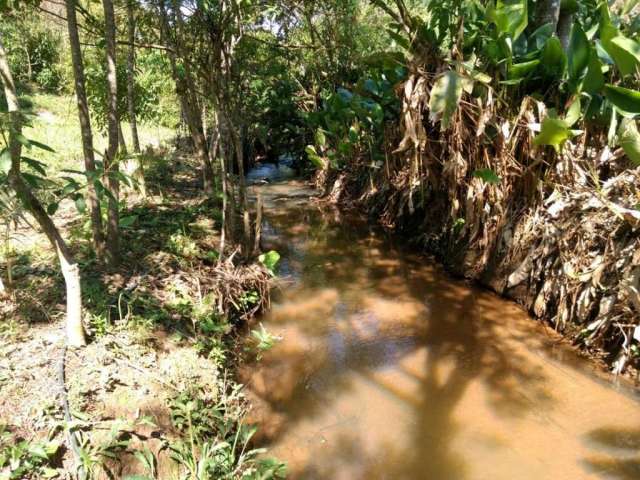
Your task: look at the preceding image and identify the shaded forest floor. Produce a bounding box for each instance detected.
[0,149,280,478]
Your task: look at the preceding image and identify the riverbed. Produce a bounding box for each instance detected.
[243,164,640,480]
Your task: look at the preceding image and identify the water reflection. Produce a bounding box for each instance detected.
[247,159,296,185]
[242,179,640,480]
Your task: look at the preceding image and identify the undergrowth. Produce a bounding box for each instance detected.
[0,148,283,479]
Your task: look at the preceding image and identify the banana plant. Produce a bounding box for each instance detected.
[419,0,640,162]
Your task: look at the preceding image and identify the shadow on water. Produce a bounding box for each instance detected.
[582,428,640,480]
[242,182,573,479]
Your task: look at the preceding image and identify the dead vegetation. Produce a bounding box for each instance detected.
[319,62,640,377]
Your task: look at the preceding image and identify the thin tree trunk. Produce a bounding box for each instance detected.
[230,124,250,255]
[534,0,561,32]
[118,122,128,154]
[65,0,105,258]
[218,147,228,262]
[126,0,141,153]
[202,103,208,141]
[253,193,262,256]
[103,0,120,267]
[0,35,85,347]
[218,119,236,254]
[159,0,215,195]
[557,11,573,51]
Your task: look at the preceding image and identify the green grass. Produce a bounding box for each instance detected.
[22,92,175,175]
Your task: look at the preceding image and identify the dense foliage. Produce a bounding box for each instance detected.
[0,12,68,92]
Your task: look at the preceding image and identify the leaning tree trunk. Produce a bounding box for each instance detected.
[103,0,120,268]
[65,0,105,259]
[126,0,141,153]
[0,35,86,347]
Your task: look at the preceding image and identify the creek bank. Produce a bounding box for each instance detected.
[239,177,640,479]
[314,71,640,379]
[0,149,282,478]
[319,164,640,381]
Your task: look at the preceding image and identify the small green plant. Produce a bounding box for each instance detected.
[0,424,61,479]
[87,311,112,337]
[0,319,20,343]
[251,323,280,360]
[238,290,260,310]
[74,426,132,479]
[452,218,466,235]
[167,232,201,259]
[166,389,286,479]
[192,293,219,324]
[129,447,158,480]
[258,250,280,276]
[195,336,227,367]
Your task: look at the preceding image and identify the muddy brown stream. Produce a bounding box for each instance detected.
[243,165,640,480]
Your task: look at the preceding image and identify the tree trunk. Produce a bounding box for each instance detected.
[211,115,229,260]
[118,121,128,154]
[159,0,215,195]
[65,0,105,258]
[253,193,262,256]
[534,0,561,32]
[126,0,141,153]
[218,146,228,261]
[0,35,86,347]
[557,11,573,51]
[230,124,250,255]
[124,0,146,198]
[103,0,120,268]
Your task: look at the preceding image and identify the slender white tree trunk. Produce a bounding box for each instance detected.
[0,36,85,346]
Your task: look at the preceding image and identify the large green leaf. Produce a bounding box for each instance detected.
[565,97,582,126]
[560,0,579,13]
[428,71,464,130]
[609,36,640,73]
[28,139,55,153]
[582,49,605,94]
[258,250,280,275]
[508,59,540,79]
[600,4,640,77]
[603,84,640,117]
[530,23,555,50]
[618,119,640,165]
[315,129,326,148]
[533,116,573,151]
[489,0,528,40]
[21,157,47,176]
[539,36,567,78]
[305,145,326,169]
[74,195,87,214]
[568,23,590,81]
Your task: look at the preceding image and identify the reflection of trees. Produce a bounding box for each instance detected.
[246,189,553,479]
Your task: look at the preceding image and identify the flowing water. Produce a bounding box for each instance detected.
[243,163,640,480]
